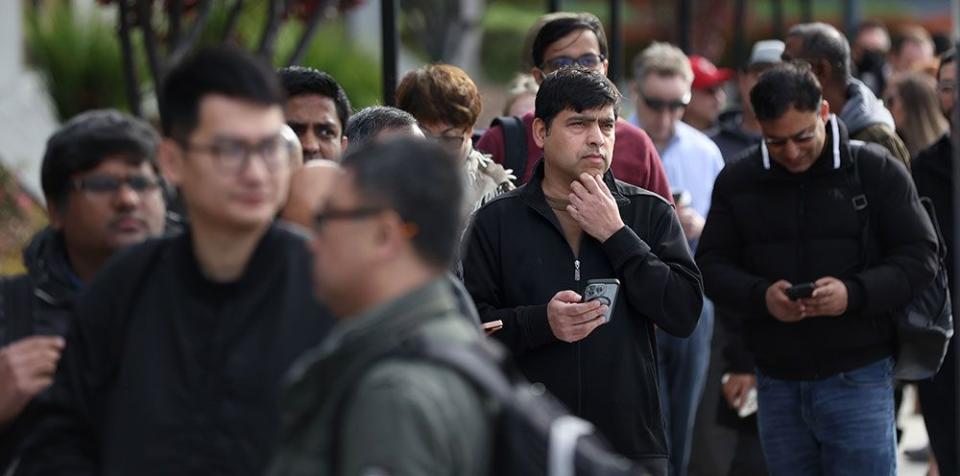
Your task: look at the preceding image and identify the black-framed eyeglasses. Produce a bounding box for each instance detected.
[542,53,606,72]
[313,206,385,229]
[71,174,162,197]
[641,94,690,112]
[184,134,292,175]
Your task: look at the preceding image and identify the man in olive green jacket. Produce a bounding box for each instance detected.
[268,138,491,476]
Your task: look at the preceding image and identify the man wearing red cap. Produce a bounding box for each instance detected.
[685,55,733,132]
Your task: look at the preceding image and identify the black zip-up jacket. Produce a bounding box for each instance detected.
[461,162,703,472]
[697,117,938,380]
[0,229,79,471]
[16,224,334,476]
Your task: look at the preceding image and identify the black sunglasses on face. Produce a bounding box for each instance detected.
[641,94,690,112]
[542,53,606,72]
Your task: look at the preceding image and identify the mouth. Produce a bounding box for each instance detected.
[110,216,146,233]
[580,154,606,164]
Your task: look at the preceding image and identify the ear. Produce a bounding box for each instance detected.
[531,67,546,85]
[157,139,184,186]
[601,58,609,76]
[46,197,64,230]
[532,117,548,149]
[820,99,831,120]
[814,58,832,84]
[339,136,349,157]
[371,211,408,262]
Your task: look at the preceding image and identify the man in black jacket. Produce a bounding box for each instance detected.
[462,67,703,475]
[0,110,167,472]
[17,47,333,476]
[697,62,938,475]
[911,48,957,476]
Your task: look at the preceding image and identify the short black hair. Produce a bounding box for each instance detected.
[938,49,957,78]
[786,22,851,82]
[535,67,621,130]
[41,109,160,205]
[341,138,463,268]
[532,13,609,70]
[278,66,353,135]
[344,106,419,152]
[751,61,823,121]
[160,46,284,143]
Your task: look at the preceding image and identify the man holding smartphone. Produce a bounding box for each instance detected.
[462,67,702,476]
[697,62,937,474]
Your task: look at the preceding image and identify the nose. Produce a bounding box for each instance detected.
[782,140,801,161]
[587,122,606,147]
[112,182,140,209]
[300,127,320,153]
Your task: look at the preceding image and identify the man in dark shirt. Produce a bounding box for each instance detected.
[463,68,702,476]
[0,110,167,472]
[17,46,334,476]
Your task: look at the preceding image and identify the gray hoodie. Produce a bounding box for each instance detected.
[840,78,895,134]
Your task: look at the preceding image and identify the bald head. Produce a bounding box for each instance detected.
[282,160,342,229]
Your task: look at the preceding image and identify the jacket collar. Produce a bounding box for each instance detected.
[759,114,854,176]
[520,159,631,210]
[22,227,82,306]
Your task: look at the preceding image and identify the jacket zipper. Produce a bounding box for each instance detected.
[574,258,583,415]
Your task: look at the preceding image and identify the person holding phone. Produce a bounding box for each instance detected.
[462,67,703,476]
[697,62,938,475]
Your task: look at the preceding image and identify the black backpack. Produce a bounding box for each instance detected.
[490,116,530,186]
[847,143,954,380]
[334,337,646,476]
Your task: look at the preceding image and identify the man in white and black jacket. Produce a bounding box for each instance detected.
[461,67,703,476]
[697,62,938,475]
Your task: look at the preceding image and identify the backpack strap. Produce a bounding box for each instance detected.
[1,276,35,346]
[490,116,529,186]
[845,142,874,268]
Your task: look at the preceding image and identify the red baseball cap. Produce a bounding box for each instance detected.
[690,55,733,90]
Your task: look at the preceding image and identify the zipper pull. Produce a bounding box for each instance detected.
[574,259,581,282]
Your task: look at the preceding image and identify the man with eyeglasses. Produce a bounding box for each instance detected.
[17,47,333,476]
[0,109,166,473]
[476,12,672,201]
[268,138,494,476]
[278,66,352,162]
[697,62,937,475]
[627,41,724,476]
[910,48,957,476]
[396,64,514,217]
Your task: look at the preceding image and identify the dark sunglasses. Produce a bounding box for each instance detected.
[542,53,606,71]
[641,94,690,112]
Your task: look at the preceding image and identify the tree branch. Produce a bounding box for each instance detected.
[257,0,288,60]
[169,0,213,67]
[117,0,142,117]
[285,0,334,66]
[221,0,246,43]
[136,0,164,104]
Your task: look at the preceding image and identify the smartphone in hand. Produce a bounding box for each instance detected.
[785,282,816,301]
[582,279,620,322]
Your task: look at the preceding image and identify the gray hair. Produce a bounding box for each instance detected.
[787,22,851,82]
[345,106,420,152]
[632,42,694,85]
